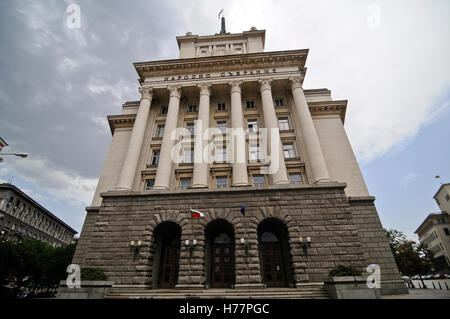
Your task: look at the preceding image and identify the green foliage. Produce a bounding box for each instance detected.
[328,265,362,277]
[0,238,76,297]
[80,267,107,281]
[384,228,433,276]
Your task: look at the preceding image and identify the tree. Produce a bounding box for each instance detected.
[384,228,433,288]
[0,238,76,298]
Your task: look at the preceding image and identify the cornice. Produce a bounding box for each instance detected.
[134,49,308,82]
[107,114,136,135]
[308,100,347,124]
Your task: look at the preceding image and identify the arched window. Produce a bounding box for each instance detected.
[260,232,279,243]
[214,233,231,244]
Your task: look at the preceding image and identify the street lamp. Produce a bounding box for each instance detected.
[0,153,28,162]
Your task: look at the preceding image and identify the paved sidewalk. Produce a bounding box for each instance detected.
[382,289,450,299]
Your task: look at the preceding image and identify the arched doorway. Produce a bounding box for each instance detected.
[205,219,235,288]
[258,218,294,288]
[152,221,181,289]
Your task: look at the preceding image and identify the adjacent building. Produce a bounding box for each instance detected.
[72,24,406,296]
[0,183,77,246]
[415,183,450,272]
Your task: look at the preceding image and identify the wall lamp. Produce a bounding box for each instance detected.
[299,236,311,255]
[130,240,143,247]
[240,237,250,248]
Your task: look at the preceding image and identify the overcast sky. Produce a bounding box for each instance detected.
[0,0,449,239]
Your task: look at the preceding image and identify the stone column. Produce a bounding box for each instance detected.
[229,80,249,186]
[153,85,182,190]
[192,84,211,188]
[290,76,331,183]
[116,86,153,191]
[258,79,289,185]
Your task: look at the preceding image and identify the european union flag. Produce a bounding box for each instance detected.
[240,204,245,216]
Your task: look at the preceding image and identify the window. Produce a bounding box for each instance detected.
[179,177,192,190]
[215,147,227,163]
[278,118,290,131]
[274,98,285,106]
[217,102,226,111]
[252,175,265,187]
[182,148,194,164]
[283,144,296,159]
[145,180,155,191]
[249,145,261,161]
[444,228,450,236]
[289,173,303,185]
[187,104,198,113]
[248,120,258,133]
[446,194,450,201]
[160,106,168,115]
[186,123,195,136]
[156,125,165,138]
[151,150,160,165]
[217,121,227,134]
[246,100,255,109]
[216,176,228,188]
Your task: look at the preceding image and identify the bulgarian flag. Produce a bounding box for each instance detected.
[190,209,206,218]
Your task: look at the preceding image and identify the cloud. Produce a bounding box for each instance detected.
[400,173,418,186]
[3,157,97,207]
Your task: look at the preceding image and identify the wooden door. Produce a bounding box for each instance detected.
[261,240,286,287]
[211,243,233,288]
[159,237,180,288]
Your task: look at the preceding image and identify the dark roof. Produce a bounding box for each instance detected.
[0,183,77,234]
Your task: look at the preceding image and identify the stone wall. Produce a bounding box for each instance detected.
[348,197,408,295]
[72,183,399,291]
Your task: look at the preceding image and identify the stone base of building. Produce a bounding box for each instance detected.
[71,183,407,297]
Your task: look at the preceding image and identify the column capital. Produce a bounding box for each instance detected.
[138,85,153,101]
[198,83,212,97]
[258,78,273,92]
[167,85,182,99]
[289,76,304,90]
[228,80,243,94]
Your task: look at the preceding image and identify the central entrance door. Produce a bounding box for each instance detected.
[260,232,286,287]
[159,236,180,289]
[211,233,233,288]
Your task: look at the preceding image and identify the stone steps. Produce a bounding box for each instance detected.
[105,286,329,299]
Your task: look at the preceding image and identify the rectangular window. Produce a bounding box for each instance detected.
[444,228,450,236]
[160,106,168,115]
[216,176,228,188]
[252,175,265,187]
[215,147,227,163]
[182,148,194,164]
[249,145,261,161]
[283,144,296,159]
[217,121,227,134]
[289,173,303,185]
[179,177,192,190]
[217,102,226,111]
[186,123,195,136]
[156,125,165,138]
[145,179,155,191]
[278,118,290,131]
[248,119,258,132]
[187,104,198,113]
[274,98,285,106]
[246,100,255,109]
[151,150,160,165]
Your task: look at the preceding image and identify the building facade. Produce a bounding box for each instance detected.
[0,183,77,246]
[434,183,450,213]
[72,26,406,295]
[415,183,450,272]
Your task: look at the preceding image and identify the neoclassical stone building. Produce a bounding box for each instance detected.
[72,26,406,296]
[0,183,77,246]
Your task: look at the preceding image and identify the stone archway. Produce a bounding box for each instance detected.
[205,219,235,288]
[152,221,182,289]
[257,218,294,288]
